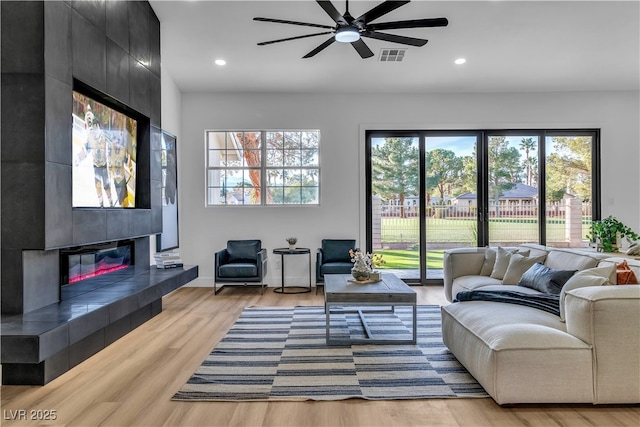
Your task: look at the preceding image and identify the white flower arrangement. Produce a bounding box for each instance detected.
[349,250,385,272]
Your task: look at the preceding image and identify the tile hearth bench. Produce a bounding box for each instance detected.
[1,265,198,385]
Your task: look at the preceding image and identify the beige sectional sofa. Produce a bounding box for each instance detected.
[441,244,640,405]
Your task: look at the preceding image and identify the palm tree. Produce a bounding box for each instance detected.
[519,137,536,186]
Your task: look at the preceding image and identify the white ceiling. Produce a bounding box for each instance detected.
[150,0,640,94]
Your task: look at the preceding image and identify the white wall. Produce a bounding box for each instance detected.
[170,90,639,287]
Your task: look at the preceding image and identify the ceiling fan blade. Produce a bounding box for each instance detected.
[351,38,374,58]
[361,30,428,47]
[354,1,410,25]
[258,32,334,46]
[302,37,336,58]
[316,1,347,25]
[253,17,335,30]
[368,18,449,31]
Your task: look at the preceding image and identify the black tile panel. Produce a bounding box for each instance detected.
[45,75,73,165]
[1,249,24,314]
[106,0,129,52]
[44,0,72,84]
[68,305,109,344]
[44,162,73,248]
[130,303,153,329]
[22,249,59,314]
[71,0,106,33]
[149,71,161,127]
[38,323,70,362]
[0,162,46,250]
[43,348,70,384]
[1,1,45,74]
[1,73,46,163]
[106,209,132,241]
[72,209,107,245]
[128,1,150,67]
[1,336,39,364]
[130,208,151,237]
[148,7,161,77]
[2,362,45,385]
[129,55,150,117]
[106,38,130,105]
[105,314,130,345]
[108,294,140,322]
[71,9,106,92]
[69,329,105,367]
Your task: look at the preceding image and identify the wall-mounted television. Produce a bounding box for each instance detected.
[72,90,137,208]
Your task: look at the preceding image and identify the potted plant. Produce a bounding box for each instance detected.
[286,237,297,250]
[587,216,640,253]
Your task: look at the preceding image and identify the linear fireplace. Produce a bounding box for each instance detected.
[60,240,135,299]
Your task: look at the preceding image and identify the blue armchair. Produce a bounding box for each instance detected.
[214,240,268,295]
[316,239,356,293]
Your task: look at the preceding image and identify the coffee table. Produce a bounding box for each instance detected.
[324,273,417,345]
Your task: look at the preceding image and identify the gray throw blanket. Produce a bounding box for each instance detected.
[454,290,560,316]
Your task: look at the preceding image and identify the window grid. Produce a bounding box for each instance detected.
[206,130,320,206]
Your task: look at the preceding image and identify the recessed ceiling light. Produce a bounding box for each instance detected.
[455,58,466,65]
[214,59,226,66]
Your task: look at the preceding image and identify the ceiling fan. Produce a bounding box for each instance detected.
[254,0,448,59]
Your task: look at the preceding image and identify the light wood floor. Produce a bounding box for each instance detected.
[1,285,638,427]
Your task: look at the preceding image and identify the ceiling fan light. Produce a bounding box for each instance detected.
[335,27,360,43]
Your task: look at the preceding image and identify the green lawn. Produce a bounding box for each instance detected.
[376,216,592,270]
[374,249,444,269]
[381,217,591,243]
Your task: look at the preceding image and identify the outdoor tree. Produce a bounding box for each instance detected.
[235,132,265,204]
[519,137,538,187]
[488,136,521,217]
[371,137,419,218]
[425,148,463,202]
[546,136,592,202]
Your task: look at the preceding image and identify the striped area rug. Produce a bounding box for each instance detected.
[172,305,488,401]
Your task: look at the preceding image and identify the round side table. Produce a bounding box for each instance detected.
[272,247,312,294]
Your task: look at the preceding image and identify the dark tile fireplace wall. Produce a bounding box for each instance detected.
[1,0,162,315]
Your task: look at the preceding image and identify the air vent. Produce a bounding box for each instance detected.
[379,48,406,62]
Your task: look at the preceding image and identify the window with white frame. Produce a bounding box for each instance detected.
[206,130,320,206]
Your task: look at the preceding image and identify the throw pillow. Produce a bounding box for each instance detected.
[616,260,639,285]
[517,262,577,294]
[559,264,616,321]
[502,254,547,285]
[480,248,496,276]
[490,247,531,280]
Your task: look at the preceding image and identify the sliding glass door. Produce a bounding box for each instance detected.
[366,129,599,284]
[424,135,479,279]
[369,134,420,280]
[487,134,540,246]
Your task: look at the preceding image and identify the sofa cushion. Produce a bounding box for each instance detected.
[218,263,258,278]
[441,302,593,404]
[451,275,503,299]
[544,249,601,271]
[322,240,355,263]
[480,248,498,276]
[597,257,640,284]
[227,240,261,263]
[518,262,577,294]
[502,254,547,285]
[490,247,531,280]
[320,262,353,276]
[615,260,639,284]
[559,264,616,321]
